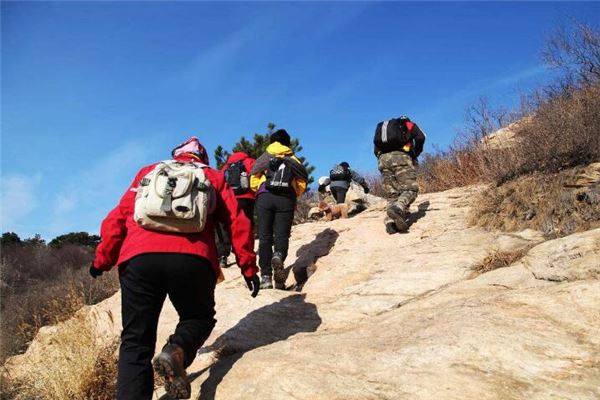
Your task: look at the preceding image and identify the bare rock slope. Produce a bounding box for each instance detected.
[7,186,600,399]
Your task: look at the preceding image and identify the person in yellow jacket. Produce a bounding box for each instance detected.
[250,129,308,289]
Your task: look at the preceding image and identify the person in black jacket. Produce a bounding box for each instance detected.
[328,162,370,204]
[373,115,426,233]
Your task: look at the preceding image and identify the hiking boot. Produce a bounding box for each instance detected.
[385,221,399,235]
[152,343,191,399]
[219,256,229,269]
[271,252,286,290]
[387,205,408,233]
[260,275,273,289]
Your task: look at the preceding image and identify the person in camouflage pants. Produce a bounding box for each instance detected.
[374,115,426,234]
[378,151,419,233]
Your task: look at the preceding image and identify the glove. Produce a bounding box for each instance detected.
[244,274,260,298]
[89,263,103,279]
[412,157,419,167]
[363,187,370,194]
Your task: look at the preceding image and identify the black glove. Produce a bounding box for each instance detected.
[363,186,370,194]
[89,263,103,279]
[244,274,260,298]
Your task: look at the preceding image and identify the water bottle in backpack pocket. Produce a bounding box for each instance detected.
[224,160,250,195]
[134,160,215,233]
[266,157,294,194]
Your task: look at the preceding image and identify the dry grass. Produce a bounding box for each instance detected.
[469,248,530,279]
[2,312,118,400]
[469,167,600,237]
[1,243,119,363]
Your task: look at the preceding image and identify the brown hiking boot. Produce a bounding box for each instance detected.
[387,205,408,233]
[153,343,191,399]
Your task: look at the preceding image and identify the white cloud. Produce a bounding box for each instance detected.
[0,173,42,232]
[47,141,148,236]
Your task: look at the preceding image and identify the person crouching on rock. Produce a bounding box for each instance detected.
[329,161,370,204]
[90,136,260,400]
[250,129,308,290]
[373,115,426,233]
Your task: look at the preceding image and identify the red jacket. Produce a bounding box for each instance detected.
[221,152,256,200]
[93,155,258,278]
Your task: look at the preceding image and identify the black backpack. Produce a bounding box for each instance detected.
[224,160,249,195]
[374,118,412,154]
[265,157,294,194]
[330,165,351,181]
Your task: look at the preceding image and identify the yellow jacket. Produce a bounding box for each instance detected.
[250,142,307,198]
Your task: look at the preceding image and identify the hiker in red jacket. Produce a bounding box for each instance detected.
[90,137,259,400]
[217,151,256,268]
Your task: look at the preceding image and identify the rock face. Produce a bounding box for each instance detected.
[5,186,600,399]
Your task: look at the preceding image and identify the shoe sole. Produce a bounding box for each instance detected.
[272,256,286,290]
[153,353,191,399]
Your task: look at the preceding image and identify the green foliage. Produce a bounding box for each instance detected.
[23,234,46,247]
[48,232,101,249]
[214,123,315,184]
[1,232,22,246]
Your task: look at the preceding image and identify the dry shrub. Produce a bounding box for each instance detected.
[3,314,119,400]
[1,244,119,363]
[469,248,530,279]
[363,173,386,198]
[469,167,600,237]
[419,23,600,193]
[294,191,319,225]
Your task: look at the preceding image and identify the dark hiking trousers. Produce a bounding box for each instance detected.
[117,253,216,400]
[330,187,348,204]
[217,198,255,259]
[256,192,295,276]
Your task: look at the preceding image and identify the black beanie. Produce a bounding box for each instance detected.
[340,162,350,169]
[270,129,291,147]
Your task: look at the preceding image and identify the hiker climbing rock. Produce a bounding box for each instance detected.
[374,115,426,233]
[329,161,370,204]
[250,129,308,290]
[90,137,259,400]
[217,151,256,268]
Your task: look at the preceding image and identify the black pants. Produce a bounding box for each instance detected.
[117,253,216,400]
[330,186,348,204]
[256,192,295,276]
[217,198,255,259]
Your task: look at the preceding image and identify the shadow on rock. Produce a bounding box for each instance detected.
[286,228,339,290]
[407,200,431,228]
[195,294,321,400]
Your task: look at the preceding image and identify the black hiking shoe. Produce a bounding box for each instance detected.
[385,221,399,235]
[272,252,286,290]
[260,275,273,289]
[219,256,229,269]
[387,205,408,233]
[153,343,191,399]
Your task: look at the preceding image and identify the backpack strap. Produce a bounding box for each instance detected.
[381,120,390,143]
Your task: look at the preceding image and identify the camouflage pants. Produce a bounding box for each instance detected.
[378,151,418,224]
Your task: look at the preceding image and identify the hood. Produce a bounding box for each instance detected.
[226,151,250,164]
[266,142,294,156]
[171,137,210,165]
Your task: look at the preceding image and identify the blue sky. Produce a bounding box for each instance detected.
[2,1,599,239]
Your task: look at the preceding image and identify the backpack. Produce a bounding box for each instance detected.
[374,118,413,155]
[330,165,351,181]
[224,160,249,195]
[134,160,215,233]
[265,157,294,194]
